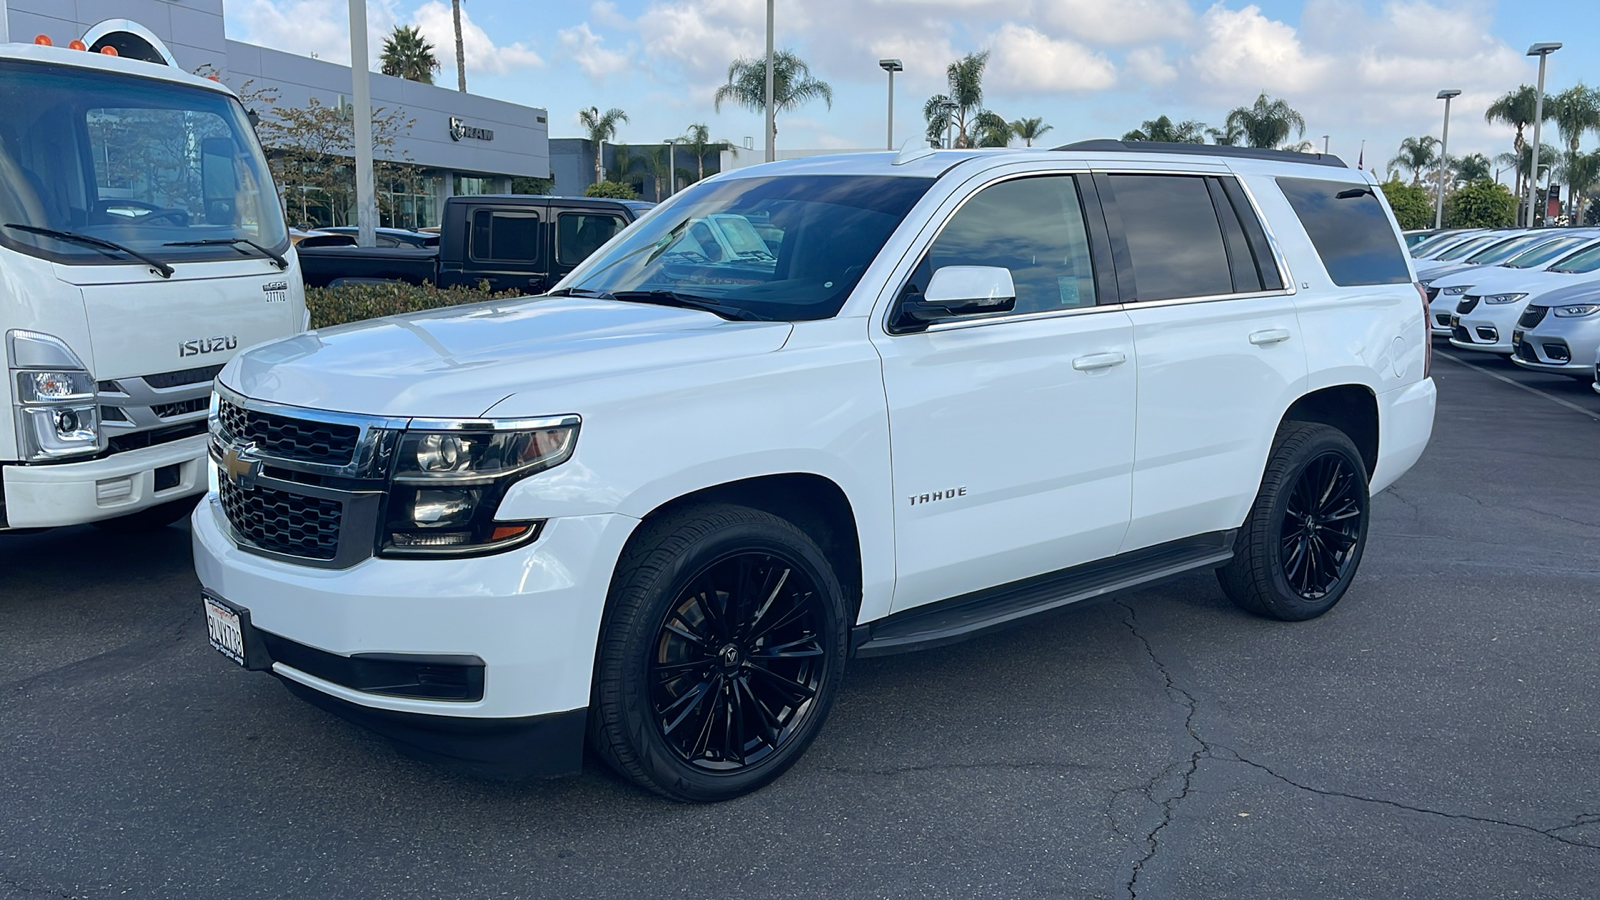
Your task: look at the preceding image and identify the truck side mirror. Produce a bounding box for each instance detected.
[897,265,1017,327]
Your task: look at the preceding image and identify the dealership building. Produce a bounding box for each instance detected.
[0,0,551,228]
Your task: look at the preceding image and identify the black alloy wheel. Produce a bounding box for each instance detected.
[649,551,826,771]
[590,504,847,802]
[1279,451,1364,600]
[1218,422,1370,621]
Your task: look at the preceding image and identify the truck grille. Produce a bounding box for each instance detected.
[217,398,359,466]
[1456,296,1481,315]
[144,364,224,389]
[98,368,217,454]
[1519,306,1549,329]
[218,478,342,560]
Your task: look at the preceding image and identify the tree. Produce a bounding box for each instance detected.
[451,0,467,91]
[1548,84,1600,222]
[584,181,638,200]
[919,51,996,149]
[1444,180,1516,228]
[1455,152,1493,184]
[579,106,628,187]
[1389,136,1439,186]
[1122,115,1207,143]
[1485,85,1549,202]
[1008,117,1052,147]
[1380,177,1434,230]
[379,25,439,84]
[266,97,415,227]
[510,175,554,194]
[714,50,833,148]
[1562,150,1600,229]
[680,123,734,183]
[1206,122,1245,146]
[609,144,647,197]
[1224,93,1306,149]
[971,111,1012,148]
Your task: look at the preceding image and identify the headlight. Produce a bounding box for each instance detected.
[7,329,102,461]
[1553,304,1600,317]
[1484,292,1527,304]
[1441,285,1471,296]
[381,416,579,558]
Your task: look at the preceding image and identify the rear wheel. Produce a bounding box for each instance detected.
[589,504,847,802]
[1218,422,1370,621]
[91,496,199,534]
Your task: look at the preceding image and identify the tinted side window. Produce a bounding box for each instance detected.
[1105,174,1234,302]
[556,212,626,265]
[1276,177,1410,286]
[910,175,1097,315]
[470,209,541,263]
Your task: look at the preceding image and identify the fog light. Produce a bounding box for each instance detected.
[54,408,80,435]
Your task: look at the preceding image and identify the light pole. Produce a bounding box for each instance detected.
[940,98,957,149]
[1434,89,1460,229]
[1526,42,1561,226]
[348,0,376,247]
[879,59,903,150]
[663,138,677,197]
[763,0,775,163]
[1322,134,1329,154]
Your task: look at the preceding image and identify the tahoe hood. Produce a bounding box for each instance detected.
[222,295,793,417]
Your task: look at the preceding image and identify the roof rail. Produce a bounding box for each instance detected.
[1053,139,1348,169]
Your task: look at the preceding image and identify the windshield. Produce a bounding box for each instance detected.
[1465,234,1553,265]
[1548,244,1600,274]
[1434,235,1502,261]
[561,174,933,321]
[1507,236,1598,268]
[0,59,286,266]
[1411,232,1475,257]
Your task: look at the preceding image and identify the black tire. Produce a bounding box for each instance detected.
[91,496,199,534]
[589,503,848,802]
[1218,422,1370,621]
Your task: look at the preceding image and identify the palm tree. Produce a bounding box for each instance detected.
[971,111,1012,148]
[579,106,628,187]
[1008,117,1052,147]
[923,95,954,146]
[609,144,646,197]
[1561,149,1600,227]
[1123,115,1207,143]
[1389,136,1439,186]
[1455,152,1493,184]
[451,0,467,92]
[714,50,832,149]
[680,123,735,183]
[1206,122,1245,146]
[1549,85,1600,223]
[1224,93,1307,149]
[379,25,439,84]
[1484,85,1547,201]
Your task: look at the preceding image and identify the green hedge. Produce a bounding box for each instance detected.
[306,281,524,329]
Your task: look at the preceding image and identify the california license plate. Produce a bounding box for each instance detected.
[204,595,246,666]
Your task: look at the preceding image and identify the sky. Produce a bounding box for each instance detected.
[223,0,1599,181]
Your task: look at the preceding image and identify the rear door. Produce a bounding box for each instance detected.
[549,206,630,283]
[461,202,551,293]
[1096,170,1308,553]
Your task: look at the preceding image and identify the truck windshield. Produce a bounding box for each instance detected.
[562,174,933,321]
[0,58,286,267]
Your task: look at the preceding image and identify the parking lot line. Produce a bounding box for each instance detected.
[1437,350,1600,422]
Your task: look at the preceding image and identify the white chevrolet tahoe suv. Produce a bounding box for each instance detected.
[194,141,1437,801]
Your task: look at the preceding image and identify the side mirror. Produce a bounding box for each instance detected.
[899,265,1017,326]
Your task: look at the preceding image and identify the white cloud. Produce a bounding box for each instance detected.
[412,0,544,75]
[1186,4,1329,93]
[227,0,400,65]
[559,22,632,79]
[986,23,1116,94]
[1038,0,1194,44]
[1125,45,1177,85]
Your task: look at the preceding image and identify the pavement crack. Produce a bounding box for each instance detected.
[1116,600,1208,900]
[0,874,75,898]
[1211,747,1600,852]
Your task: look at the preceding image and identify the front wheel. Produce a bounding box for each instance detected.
[589,504,848,802]
[1218,422,1370,621]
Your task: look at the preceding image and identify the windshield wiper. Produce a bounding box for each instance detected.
[4,223,174,277]
[165,237,288,270]
[608,290,768,321]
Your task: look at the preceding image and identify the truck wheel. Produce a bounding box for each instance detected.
[590,504,848,802]
[91,497,199,535]
[1217,422,1370,621]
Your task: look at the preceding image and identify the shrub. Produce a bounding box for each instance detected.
[1444,180,1517,228]
[1380,178,1434,231]
[584,180,639,199]
[306,280,524,329]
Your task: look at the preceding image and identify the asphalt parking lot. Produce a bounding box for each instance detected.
[3,345,1599,899]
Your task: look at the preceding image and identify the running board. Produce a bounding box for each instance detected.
[852,530,1236,658]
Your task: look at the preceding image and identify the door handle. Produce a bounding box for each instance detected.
[1249,328,1292,346]
[1072,351,1127,371]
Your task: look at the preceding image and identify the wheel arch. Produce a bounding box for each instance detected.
[1280,384,1379,476]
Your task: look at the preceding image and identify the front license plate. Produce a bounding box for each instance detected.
[204,596,246,666]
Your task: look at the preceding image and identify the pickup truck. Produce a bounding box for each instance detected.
[296,195,646,293]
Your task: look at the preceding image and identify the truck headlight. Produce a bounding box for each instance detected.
[1553,304,1600,317]
[7,330,103,461]
[1484,292,1527,305]
[380,416,579,557]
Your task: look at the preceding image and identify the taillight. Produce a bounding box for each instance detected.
[1414,282,1432,379]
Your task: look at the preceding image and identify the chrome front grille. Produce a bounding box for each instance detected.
[97,365,217,453]
[217,398,360,466]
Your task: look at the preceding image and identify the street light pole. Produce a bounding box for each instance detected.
[1322,134,1329,154]
[941,98,957,149]
[879,59,903,150]
[1435,90,1460,229]
[664,139,676,197]
[763,0,775,163]
[1526,42,1561,227]
[348,0,376,247]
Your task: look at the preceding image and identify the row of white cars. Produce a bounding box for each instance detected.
[1417,227,1600,391]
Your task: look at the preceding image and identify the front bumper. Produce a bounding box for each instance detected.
[2,434,207,528]
[1449,303,1525,354]
[191,493,640,772]
[1428,294,1465,336]
[1510,319,1600,378]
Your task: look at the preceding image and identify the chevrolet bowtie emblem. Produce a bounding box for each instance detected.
[221,443,261,488]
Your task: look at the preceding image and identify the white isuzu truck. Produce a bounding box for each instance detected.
[0,30,303,532]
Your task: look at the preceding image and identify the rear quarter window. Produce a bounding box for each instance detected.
[1276,177,1411,286]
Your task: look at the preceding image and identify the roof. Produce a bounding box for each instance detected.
[1055,139,1348,168]
[0,42,234,98]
